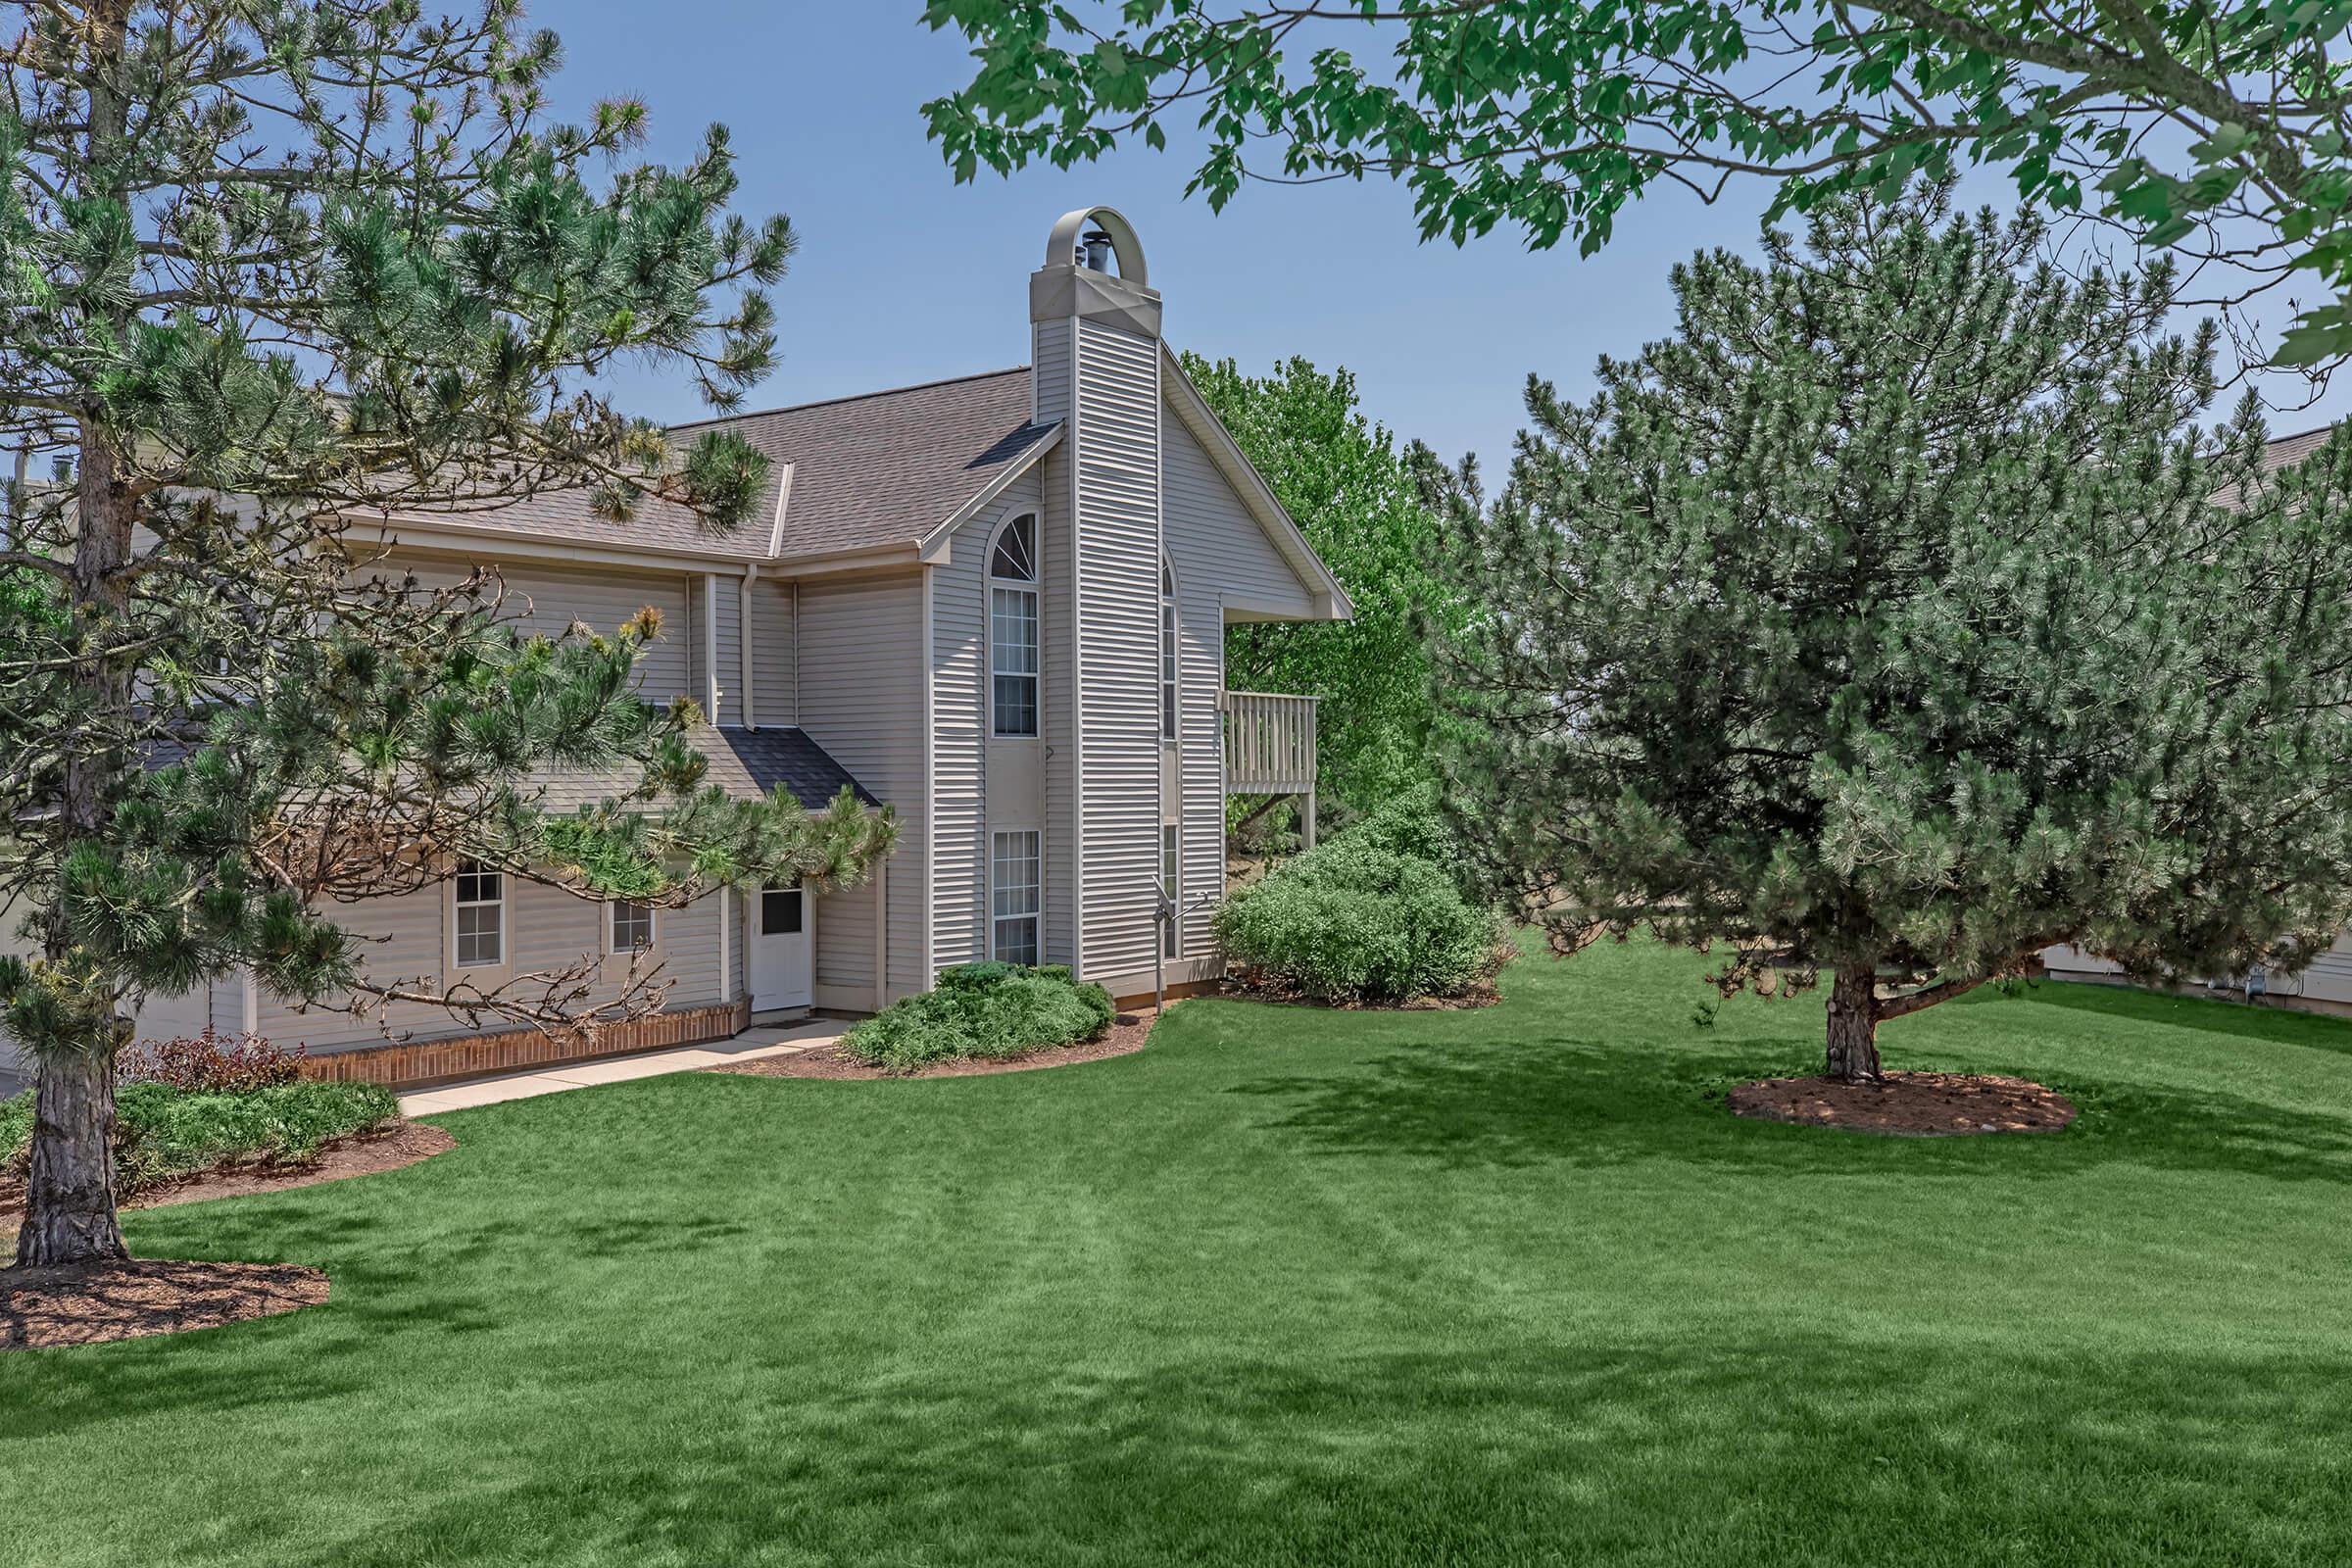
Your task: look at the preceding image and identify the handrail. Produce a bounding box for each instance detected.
[1219,689,1317,796]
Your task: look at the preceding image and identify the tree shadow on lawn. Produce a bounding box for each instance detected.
[253,1333,2352,1568]
[1227,1029,2352,1185]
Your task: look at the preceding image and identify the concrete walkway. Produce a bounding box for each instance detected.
[398,1016,842,1116]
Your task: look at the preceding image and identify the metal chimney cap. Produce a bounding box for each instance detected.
[1044,207,1150,288]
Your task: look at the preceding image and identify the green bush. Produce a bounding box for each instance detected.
[1213,830,1502,1004]
[1,1077,400,1200]
[1340,782,1460,865]
[842,962,1115,1074]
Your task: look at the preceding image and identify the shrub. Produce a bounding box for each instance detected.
[842,962,1115,1074]
[1213,833,1502,1004]
[118,1028,307,1093]
[1339,782,1460,866]
[2,1078,399,1200]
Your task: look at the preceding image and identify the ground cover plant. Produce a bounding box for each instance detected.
[839,961,1114,1073]
[3,1077,398,1202]
[4,934,2350,1562]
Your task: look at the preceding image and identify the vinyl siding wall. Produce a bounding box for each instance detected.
[689,571,745,725]
[1162,417,1315,621]
[387,553,698,703]
[1072,318,1165,982]
[798,569,929,1003]
[930,474,1046,971]
[751,577,797,726]
[1034,320,1080,963]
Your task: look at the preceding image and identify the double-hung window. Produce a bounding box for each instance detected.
[609,900,655,955]
[454,858,505,969]
[1160,559,1178,742]
[992,830,1041,965]
[991,514,1039,737]
[1162,823,1180,958]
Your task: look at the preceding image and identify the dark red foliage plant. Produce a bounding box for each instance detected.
[116,1029,307,1095]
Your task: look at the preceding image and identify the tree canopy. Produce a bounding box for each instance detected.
[1426,192,2352,1079]
[1182,352,1455,822]
[921,0,2352,366]
[0,1,892,1266]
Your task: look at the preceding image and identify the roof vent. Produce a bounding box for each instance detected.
[1079,227,1115,272]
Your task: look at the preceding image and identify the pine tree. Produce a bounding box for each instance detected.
[1428,192,2352,1081]
[0,3,892,1267]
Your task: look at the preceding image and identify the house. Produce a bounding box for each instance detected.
[0,207,1348,1090]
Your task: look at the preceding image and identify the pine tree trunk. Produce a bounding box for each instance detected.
[1824,963,1884,1083]
[14,1050,126,1268]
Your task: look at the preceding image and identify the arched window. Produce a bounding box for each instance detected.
[990,514,1039,737]
[1159,557,1178,742]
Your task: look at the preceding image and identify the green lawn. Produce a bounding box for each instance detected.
[7,935,2352,1566]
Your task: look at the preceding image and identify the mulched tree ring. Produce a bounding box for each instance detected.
[1728,1071,2077,1137]
[2,1259,328,1351]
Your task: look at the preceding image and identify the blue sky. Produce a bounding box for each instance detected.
[548,4,2349,473]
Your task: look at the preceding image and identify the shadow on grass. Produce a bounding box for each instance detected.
[2005,976,2352,1057]
[1228,1032,2352,1184]
[254,1335,2352,1567]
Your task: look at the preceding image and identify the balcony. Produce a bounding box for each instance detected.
[1220,690,1318,798]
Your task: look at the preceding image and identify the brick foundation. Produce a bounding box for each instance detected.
[297,997,754,1090]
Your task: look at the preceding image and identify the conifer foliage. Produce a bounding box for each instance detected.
[0,3,893,1266]
[1428,193,2352,1082]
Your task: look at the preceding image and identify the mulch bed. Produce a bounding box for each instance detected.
[1728,1071,2077,1137]
[2,1258,329,1351]
[0,1120,455,1228]
[710,1010,1156,1081]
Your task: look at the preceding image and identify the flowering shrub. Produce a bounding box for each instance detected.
[117,1028,307,1094]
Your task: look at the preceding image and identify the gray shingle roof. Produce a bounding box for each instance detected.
[533,726,877,812]
[387,368,1050,563]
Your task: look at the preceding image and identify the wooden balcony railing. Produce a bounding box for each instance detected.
[1221,690,1318,797]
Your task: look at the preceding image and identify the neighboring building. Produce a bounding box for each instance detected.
[0,207,1347,1087]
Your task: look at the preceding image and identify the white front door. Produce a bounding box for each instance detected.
[750,883,813,1012]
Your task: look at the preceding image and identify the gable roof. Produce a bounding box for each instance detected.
[366,368,1056,566]
[360,358,1345,618]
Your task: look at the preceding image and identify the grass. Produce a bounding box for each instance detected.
[6,933,2352,1566]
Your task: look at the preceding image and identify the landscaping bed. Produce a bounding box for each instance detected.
[714,1007,1153,1081]
[827,961,1121,1074]
[2,1259,328,1352]
[1727,1071,2078,1136]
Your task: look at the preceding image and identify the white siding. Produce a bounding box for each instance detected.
[1073,318,1165,980]
[750,577,797,726]
[799,570,929,1002]
[386,553,697,703]
[1036,331,1080,965]
[1163,417,1314,620]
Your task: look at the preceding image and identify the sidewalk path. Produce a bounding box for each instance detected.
[398,1017,842,1116]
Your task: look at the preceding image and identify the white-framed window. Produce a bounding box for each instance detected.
[990,514,1039,738]
[609,900,655,955]
[760,882,804,935]
[992,830,1041,965]
[1160,557,1178,742]
[454,858,505,969]
[1162,822,1180,959]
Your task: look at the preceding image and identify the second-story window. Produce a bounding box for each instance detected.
[1160,558,1178,741]
[991,514,1039,737]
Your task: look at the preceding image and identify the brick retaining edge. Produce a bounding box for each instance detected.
[296,997,755,1091]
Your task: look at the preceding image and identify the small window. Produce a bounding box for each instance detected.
[760,883,804,935]
[609,900,655,955]
[1162,822,1180,959]
[992,831,1041,965]
[990,514,1041,738]
[454,858,504,969]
